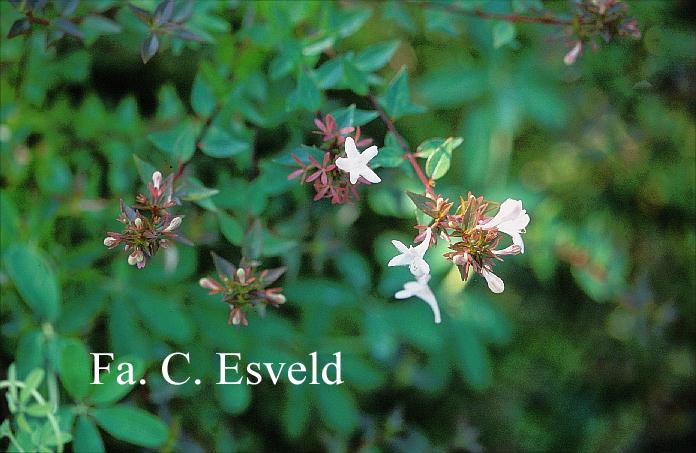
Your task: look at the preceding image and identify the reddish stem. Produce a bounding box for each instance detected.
[368,94,434,195]
[420,2,574,26]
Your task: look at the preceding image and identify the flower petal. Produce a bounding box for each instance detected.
[481,268,504,293]
[344,136,359,159]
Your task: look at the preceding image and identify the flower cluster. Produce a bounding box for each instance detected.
[389,192,530,323]
[288,113,380,204]
[564,0,641,65]
[103,171,186,269]
[199,252,287,326]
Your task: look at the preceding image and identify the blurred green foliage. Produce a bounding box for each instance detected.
[1,0,694,452]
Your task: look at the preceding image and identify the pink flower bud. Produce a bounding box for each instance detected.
[103,237,118,247]
[152,171,162,190]
[199,277,221,291]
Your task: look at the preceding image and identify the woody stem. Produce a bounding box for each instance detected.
[368,94,434,195]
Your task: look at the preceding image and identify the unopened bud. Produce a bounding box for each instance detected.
[199,277,219,291]
[163,216,182,232]
[103,237,117,247]
[152,171,162,189]
[236,268,246,284]
[453,252,468,266]
[134,217,143,228]
[127,254,138,266]
[268,293,286,305]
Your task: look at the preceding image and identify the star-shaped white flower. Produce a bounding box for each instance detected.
[388,228,432,277]
[395,274,441,324]
[335,137,381,184]
[478,198,530,253]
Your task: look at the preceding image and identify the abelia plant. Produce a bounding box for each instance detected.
[199,253,287,327]
[103,171,186,269]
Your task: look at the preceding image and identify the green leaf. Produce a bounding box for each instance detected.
[131,293,193,344]
[132,154,157,186]
[147,121,198,162]
[4,245,60,321]
[355,40,400,72]
[242,220,264,261]
[372,132,404,168]
[191,73,216,117]
[73,416,105,453]
[93,406,168,448]
[178,176,220,202]
[0,191,20,250]
[288,70,321,111]
[493,21,516,48]
[330,104,378,129]
[419,137,463,180]
[218,212,243,246]
[216,384,251,415]
[283,385,309,438]
[316,385,359,435]
[378,67,425,120]
[200,126,250,158]
[406,191,432,213]
[20,369,44,404]
[452,325,491,390]
[335,7,371,38]
[59,339,91,401]
[342,58,370,95]
[89,356,145,405]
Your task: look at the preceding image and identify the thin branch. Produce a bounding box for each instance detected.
[368,94,434,195]
[417,1,574,26]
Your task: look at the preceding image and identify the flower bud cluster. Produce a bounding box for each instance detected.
[564,0,641,65]
[390,192,530,323]
[199,252,287,327]
[103,171,186,269]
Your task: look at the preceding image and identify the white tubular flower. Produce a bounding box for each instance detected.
[564,41,582,65]
[395,274,441,324]
[493,244,521,256]
[127,250,143,266]
[388,228,432,277]
[481,268,504,294]
[478,199,530,253]
[152,171,162,190]
[103,237,117,247]
[335,137,381,184]
[163,216,182,232]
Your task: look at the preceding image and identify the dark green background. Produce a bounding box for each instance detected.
[1,1,694,452]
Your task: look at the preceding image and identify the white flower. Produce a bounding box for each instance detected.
[481,268,504,294]
[395,274,441,324]
[335,137,381,184]
[478,199,530,253]
[152,171,162,190]
[388,228,432,277]
[103,237,117,247]
[564,41,582,65]
[493,244,521,256]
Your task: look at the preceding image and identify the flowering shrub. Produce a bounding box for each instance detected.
[3,1,694,452]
